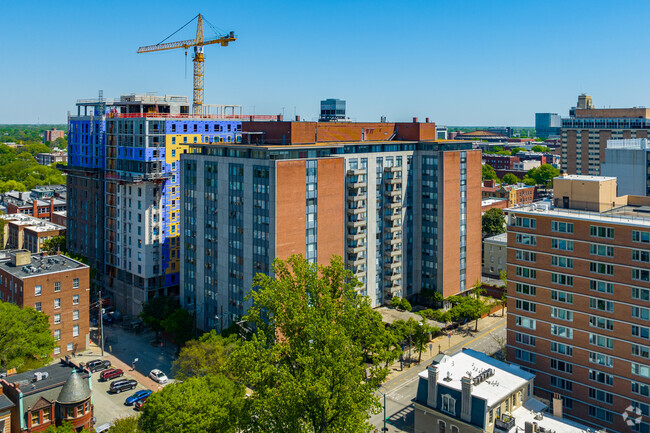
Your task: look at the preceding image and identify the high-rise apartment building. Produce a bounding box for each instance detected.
[0,250,90,358]
[535,113,561,139]
[319,99,346,122]
[65,94,260,315]
[601,138,650,197]
[180,120,482,331]
[507,175,650,433]
[561,94,650,175]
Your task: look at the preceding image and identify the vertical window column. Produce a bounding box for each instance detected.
[306,160,318,264]
[459,151,467,291]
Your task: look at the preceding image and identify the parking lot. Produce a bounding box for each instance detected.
[91,368,149,426]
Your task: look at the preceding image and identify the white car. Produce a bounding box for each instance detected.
[149,369,168,384]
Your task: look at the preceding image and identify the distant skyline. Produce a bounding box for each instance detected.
[2,0,650,125]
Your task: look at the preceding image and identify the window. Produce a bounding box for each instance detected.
[438,421,446,433]
[589,388,613,404]
[43,407,51,422]
[551,324,573,339]
[551,238,573,251]
[73,278,79,288]
[633,306,650,320]
[590,352,613,367]
[54,346,60,355]
[441,395,456,415]
[72,325,79,337]
[591,225,614,239]
[632,325,650,339]
[54,329,60,341]
[633,249,650,263]
[589,316,613,331]
[551,307,573,321]
[54,281,61,292]
[590,280,614,294]
[515,267,536,279]
[515,332,536,346]
[35,285,41,296]
[551,290,573,304]
[632,381,650,397]
[589,369,613,385]
[515,283,536,296]
[632,287,650,302]
[514,217,536,228]
[515,316,536,330]
[31,411,40,426]
[588,406,613,422]
[632,363,650,378]
[73,310,79,321]
[516,234,536,246]
[54,314,61,324]
[551,342,573,356]
[516,250,536,262]
[632,343,650,359]
[67,343,73,352]
[54,298,61,309]
[590,333,614,349]
[590,262,614,276]
[632,269,650,282]
[550,359,573,373]
[516,349,536,363]
[551,273,573,286]
[550,376,573,391]
[590,244,614,257]
[516,300,536,313]
[551,256,573,268]
[633,230,650,243]
[73,295,79,305]
[552,221,573,233]
[34,302,41,312]
[590,298,614,313]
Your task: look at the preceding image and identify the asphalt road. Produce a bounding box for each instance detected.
[369,317,506,433]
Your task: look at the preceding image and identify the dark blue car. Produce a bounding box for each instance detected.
[125,390,152,406]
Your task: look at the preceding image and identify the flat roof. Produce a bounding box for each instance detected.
[482,198,507,205]
[512,398,596,433]
[484,233,508,245]
[508,203,650,227]
[419,348,534,407]
[0,253,87,280]
[1,214,65,232]
[3,361,88,397]
[555,174,616,182]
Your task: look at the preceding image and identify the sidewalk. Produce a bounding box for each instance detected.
[382,310,507,383]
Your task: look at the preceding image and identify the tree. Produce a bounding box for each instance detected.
[230,255,385,433]
[53,137,67,150]
[0,179,27,193]
[172,330,238,381]
[44,421,92,433]
[501,173,519,185]
[419,288,444,308]
[482,164,498,181]
[161,308,195,349]
[522,176,536,186]
[531,145,551,153]
[42,236,66,254]
[481,208,505,238]
[0,301,56,371]
[499,270,508,317]
[390,296,412,312]
[526,164,560,188]
[413,319,437,363]
[139,296,180,336]
[110,416,141,433]
[138,375,244,433]
[510,147,526,155]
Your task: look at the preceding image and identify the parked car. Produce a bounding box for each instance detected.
[149,369,168,384]
[134,396,148,411]
[86,359,111,373]
[125,389,152,406]
[95,423,112,433]
[100,368,124,382]
[109,379,138,394]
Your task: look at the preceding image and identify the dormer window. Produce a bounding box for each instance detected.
[441,394,456,415]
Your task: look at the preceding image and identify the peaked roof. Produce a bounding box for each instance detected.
[57,370,91,404]
[30,396,53,411]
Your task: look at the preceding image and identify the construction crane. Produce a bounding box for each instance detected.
[137,14,236,115]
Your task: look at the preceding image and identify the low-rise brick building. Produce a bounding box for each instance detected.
[0,251,89,357]
[0,215,65,253]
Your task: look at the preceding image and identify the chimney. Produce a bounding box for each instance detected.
[11,250,31,267]
[460,376,473,422]
[425,117,430,123]
[33,200,37,217]
[552,393,562,418]
[426,365,438,408]
[50,198,54,217]
[295,115,300,121]
[413,117,418,123]
[484,179,495,188]
[277,114,284,122]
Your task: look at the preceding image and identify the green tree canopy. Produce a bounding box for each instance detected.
[481,208,506,238]
[510,147,526,155]
[161,307,195,349]
[230,255,385,433]
[526,164,560,187]
[139,296,180,335]
[44,421,92,433]
[110,416,141,433]
[531,145,551,152]
[482,164,498,181]
[172,330,238,381]
[138,374,245,433]
[0,300,56,371]
[42,236,66,254]
[501,173,519,185]
[522,176,537,186]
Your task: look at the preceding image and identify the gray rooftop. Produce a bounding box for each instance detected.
[483,233,508,245]
[0,253,87,280]
[4,361,88,397]
[0,394,14,412]
[57,370,91,404]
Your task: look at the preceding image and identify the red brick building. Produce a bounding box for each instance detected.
[43,129,65,144]
[0,251,89,357]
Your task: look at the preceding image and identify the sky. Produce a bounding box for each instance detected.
[1,0,649,125]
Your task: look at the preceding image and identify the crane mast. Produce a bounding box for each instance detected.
[137,14,236,115]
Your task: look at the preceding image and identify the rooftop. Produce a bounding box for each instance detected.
[606,138,650,150]
[481,198,507,206]
[508,201,650,227]
[0,253,87,279]
[2,360,88,397]
[511,398,599,433]
[0,214,65,232]
[558,174,616,182]
[420,349,534,407]
[484,233,508,245]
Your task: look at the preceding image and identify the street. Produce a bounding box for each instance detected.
[370,314,507,432]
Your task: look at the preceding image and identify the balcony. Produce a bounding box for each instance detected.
[347,231,366,241]
[348,207,366,215]
[384,189,402,197]
[347,219,366,228]
[384,166,401,173]
[386,260,402,269]
[349,256,366,267]
[386,200,402,209]
[385,177,402,185]
[347,169,366,176]
[494,414,515,432]
[386,225,401,233]
[384,247,401,257]
[385,272,401,281]
[348,193,367,202]
[348,181,367,189]
[384,213,401,222]
[347,243,366,254]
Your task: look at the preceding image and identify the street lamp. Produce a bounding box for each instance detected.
[377,390,388,432]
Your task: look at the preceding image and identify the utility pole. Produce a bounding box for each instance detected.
[98,289,104,356]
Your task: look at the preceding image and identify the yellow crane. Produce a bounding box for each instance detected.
[137,14,236,115]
